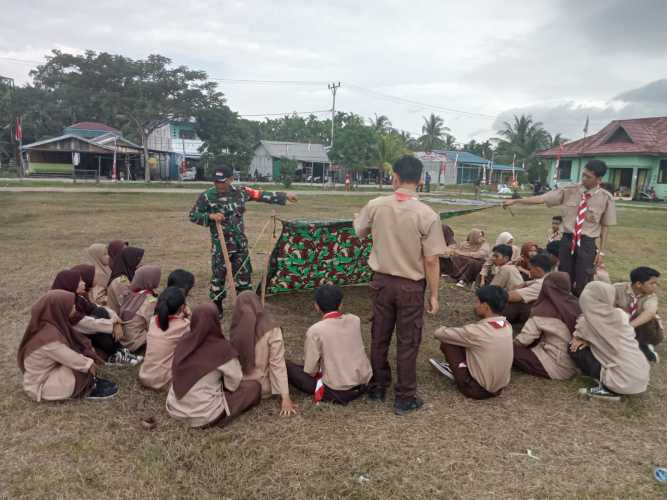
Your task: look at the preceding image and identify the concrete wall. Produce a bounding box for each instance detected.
[249,145,274,179]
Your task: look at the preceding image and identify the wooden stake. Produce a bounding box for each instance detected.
[260,210,277,306]
[215,220,237,305]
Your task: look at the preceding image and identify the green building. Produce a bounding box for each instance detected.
[537,117,667,199]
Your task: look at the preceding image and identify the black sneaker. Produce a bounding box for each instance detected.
[429,358,455,381]
[367,387,386,402]
[640,344,660,363]
[86,378,119,400]
[394,397,424,416]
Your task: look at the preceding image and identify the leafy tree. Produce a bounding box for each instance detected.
[277,156,298,187]
[29,50,217,180]
[328,114,378,181]
[464,139,494,159]
[419,113,451,152]
[495,114,551,182]
[373,132,404,188]
[369,114,392,134]
[547,132,568,148]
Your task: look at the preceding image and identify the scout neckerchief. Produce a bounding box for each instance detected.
[570,188,595,254]
[394,189,416,202]
[628,287,640,319]
[313,311,344,402]
[488,318,508,329]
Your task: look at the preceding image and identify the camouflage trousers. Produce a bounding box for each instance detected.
[210,249,253,302]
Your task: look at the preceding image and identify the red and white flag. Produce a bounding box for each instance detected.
[314,371,325,403]
[15,117,22,142]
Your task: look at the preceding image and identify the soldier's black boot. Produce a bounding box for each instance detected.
[214,298,224,319]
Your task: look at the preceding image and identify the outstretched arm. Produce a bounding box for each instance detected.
[189,193,212,226]
[244,186,295,205]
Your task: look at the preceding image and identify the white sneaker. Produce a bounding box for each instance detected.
[578,385,621,402]
[647,344,660,364]
[456,280,466,288]
[107,348,142,367]
[429,358,455,381]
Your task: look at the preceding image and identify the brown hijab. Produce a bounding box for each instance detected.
[442,224,456,247]
[71,264,95,291]
[229,291,279,373]
[87,244,111,287]
[17,290,102,372]
[457,228,485,252]
[530,272,582,332]
[51,269,95,317]
[119,265,161,322]
[171,303,238,399]
[107,240,128,269]
[520,241,538,266]
[108,246,144,285]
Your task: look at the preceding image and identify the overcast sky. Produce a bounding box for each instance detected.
[1,0,666,143]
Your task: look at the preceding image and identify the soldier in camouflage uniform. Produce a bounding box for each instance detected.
[189,166,297,312]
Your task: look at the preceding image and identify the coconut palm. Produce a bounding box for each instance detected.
[369,114,392,134]
[495,114,552,181]
[419,113,450,152]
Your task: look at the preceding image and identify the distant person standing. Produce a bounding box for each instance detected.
[189,165,297,313]
[344,173,352,192]
[354,155,446,415]
[424,171,432,193]
[473,177,482,200]
[504,160,616,296]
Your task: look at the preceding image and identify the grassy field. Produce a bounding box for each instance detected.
[0,191,665,499]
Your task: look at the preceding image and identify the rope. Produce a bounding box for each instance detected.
[229,215,274,282]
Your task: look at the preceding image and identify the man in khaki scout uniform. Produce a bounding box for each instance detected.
[354,155,446,416]
[504,159,616,296]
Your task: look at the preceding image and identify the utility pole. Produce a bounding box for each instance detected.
[328,82,341,147]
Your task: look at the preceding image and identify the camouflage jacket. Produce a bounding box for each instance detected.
[189,185,287,253]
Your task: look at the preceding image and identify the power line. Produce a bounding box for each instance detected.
[209,77,327,86]
[239,109,331,117]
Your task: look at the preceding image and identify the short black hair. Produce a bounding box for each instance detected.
[546,240,560,258]
[630,266,660,285]
[584,159,608,178]
[552,215,563,223]
[476,285,508,314]
[315,284,343,313]
[214,165,233,181]
[529,252,553,273]
[392,155,423,183]
[492,244,513,260]
[167,269,195,295]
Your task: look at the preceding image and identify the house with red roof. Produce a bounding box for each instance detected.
[538,117,667,199]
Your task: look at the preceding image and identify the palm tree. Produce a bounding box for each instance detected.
[374,133,402,188]
[370,114,392,134]
[547,132,568,148]
[495,115,551,181]
[419,113,450,152]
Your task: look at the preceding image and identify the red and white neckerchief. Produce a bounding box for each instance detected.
[488,318,508,329]
[313,311,343,402]
[570,191,592,254]
[134,289,154,295]
[629,295,639,318]
[394,190,416,202]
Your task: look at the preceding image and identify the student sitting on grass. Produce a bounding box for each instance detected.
[489,244,524,291]
[119,265,161,353]
[167,269,195,319]
[431,285,513,400]
[166,303,261,428]
[504,253,552,325]
[440,227,491,288]
[286,285,372,405]
[230,291,297,416]
[139,287,190,391]
[546,215,563,244]
[569,281,650,401]
[107,239,128,270]
[516,241,539,280]
[107,246,145,315]
[85,243,111,305]
[52,268,139,366]
[614,266,663,363]
[17,290,118,401]
[479,232,519,286]
[513,272,580,380]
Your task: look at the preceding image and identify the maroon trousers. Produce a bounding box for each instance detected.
[440,343,498,400]
[369,272,426,402]
[512,343,550,378]
[209,380,261,428]
[559,234,596,297]
[285,361,366,405]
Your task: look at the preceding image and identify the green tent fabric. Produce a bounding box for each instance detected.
[263,206,496,294]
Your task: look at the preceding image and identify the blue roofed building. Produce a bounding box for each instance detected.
[415,150,523,185]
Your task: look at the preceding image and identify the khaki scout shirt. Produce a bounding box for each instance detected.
[354,188,446,281]
[613,282,659,317]
[490,264,524,291]
[515,316,578,380]
[242,327,290,398]
[540,185,616,238]
[139,315,190,391]
[434,316,513,394]
[303,314,372,391]
[107,276,131,315]
[516,277,545,303]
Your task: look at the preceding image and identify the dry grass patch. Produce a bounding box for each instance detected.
[0,192,666,499]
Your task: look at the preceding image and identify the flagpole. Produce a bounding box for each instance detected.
[511,153,516,182]
[112,137,117,182]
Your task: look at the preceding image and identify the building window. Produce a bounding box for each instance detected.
[659,160,667,184]
[179,129,196,140]
[557,159,572,180]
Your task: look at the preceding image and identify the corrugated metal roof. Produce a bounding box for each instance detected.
[260,140,330,163]
[66,122,121,133]
[419,150,521,171]
[538,117,667,157]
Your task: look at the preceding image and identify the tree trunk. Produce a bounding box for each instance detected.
[142,130,150,182]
